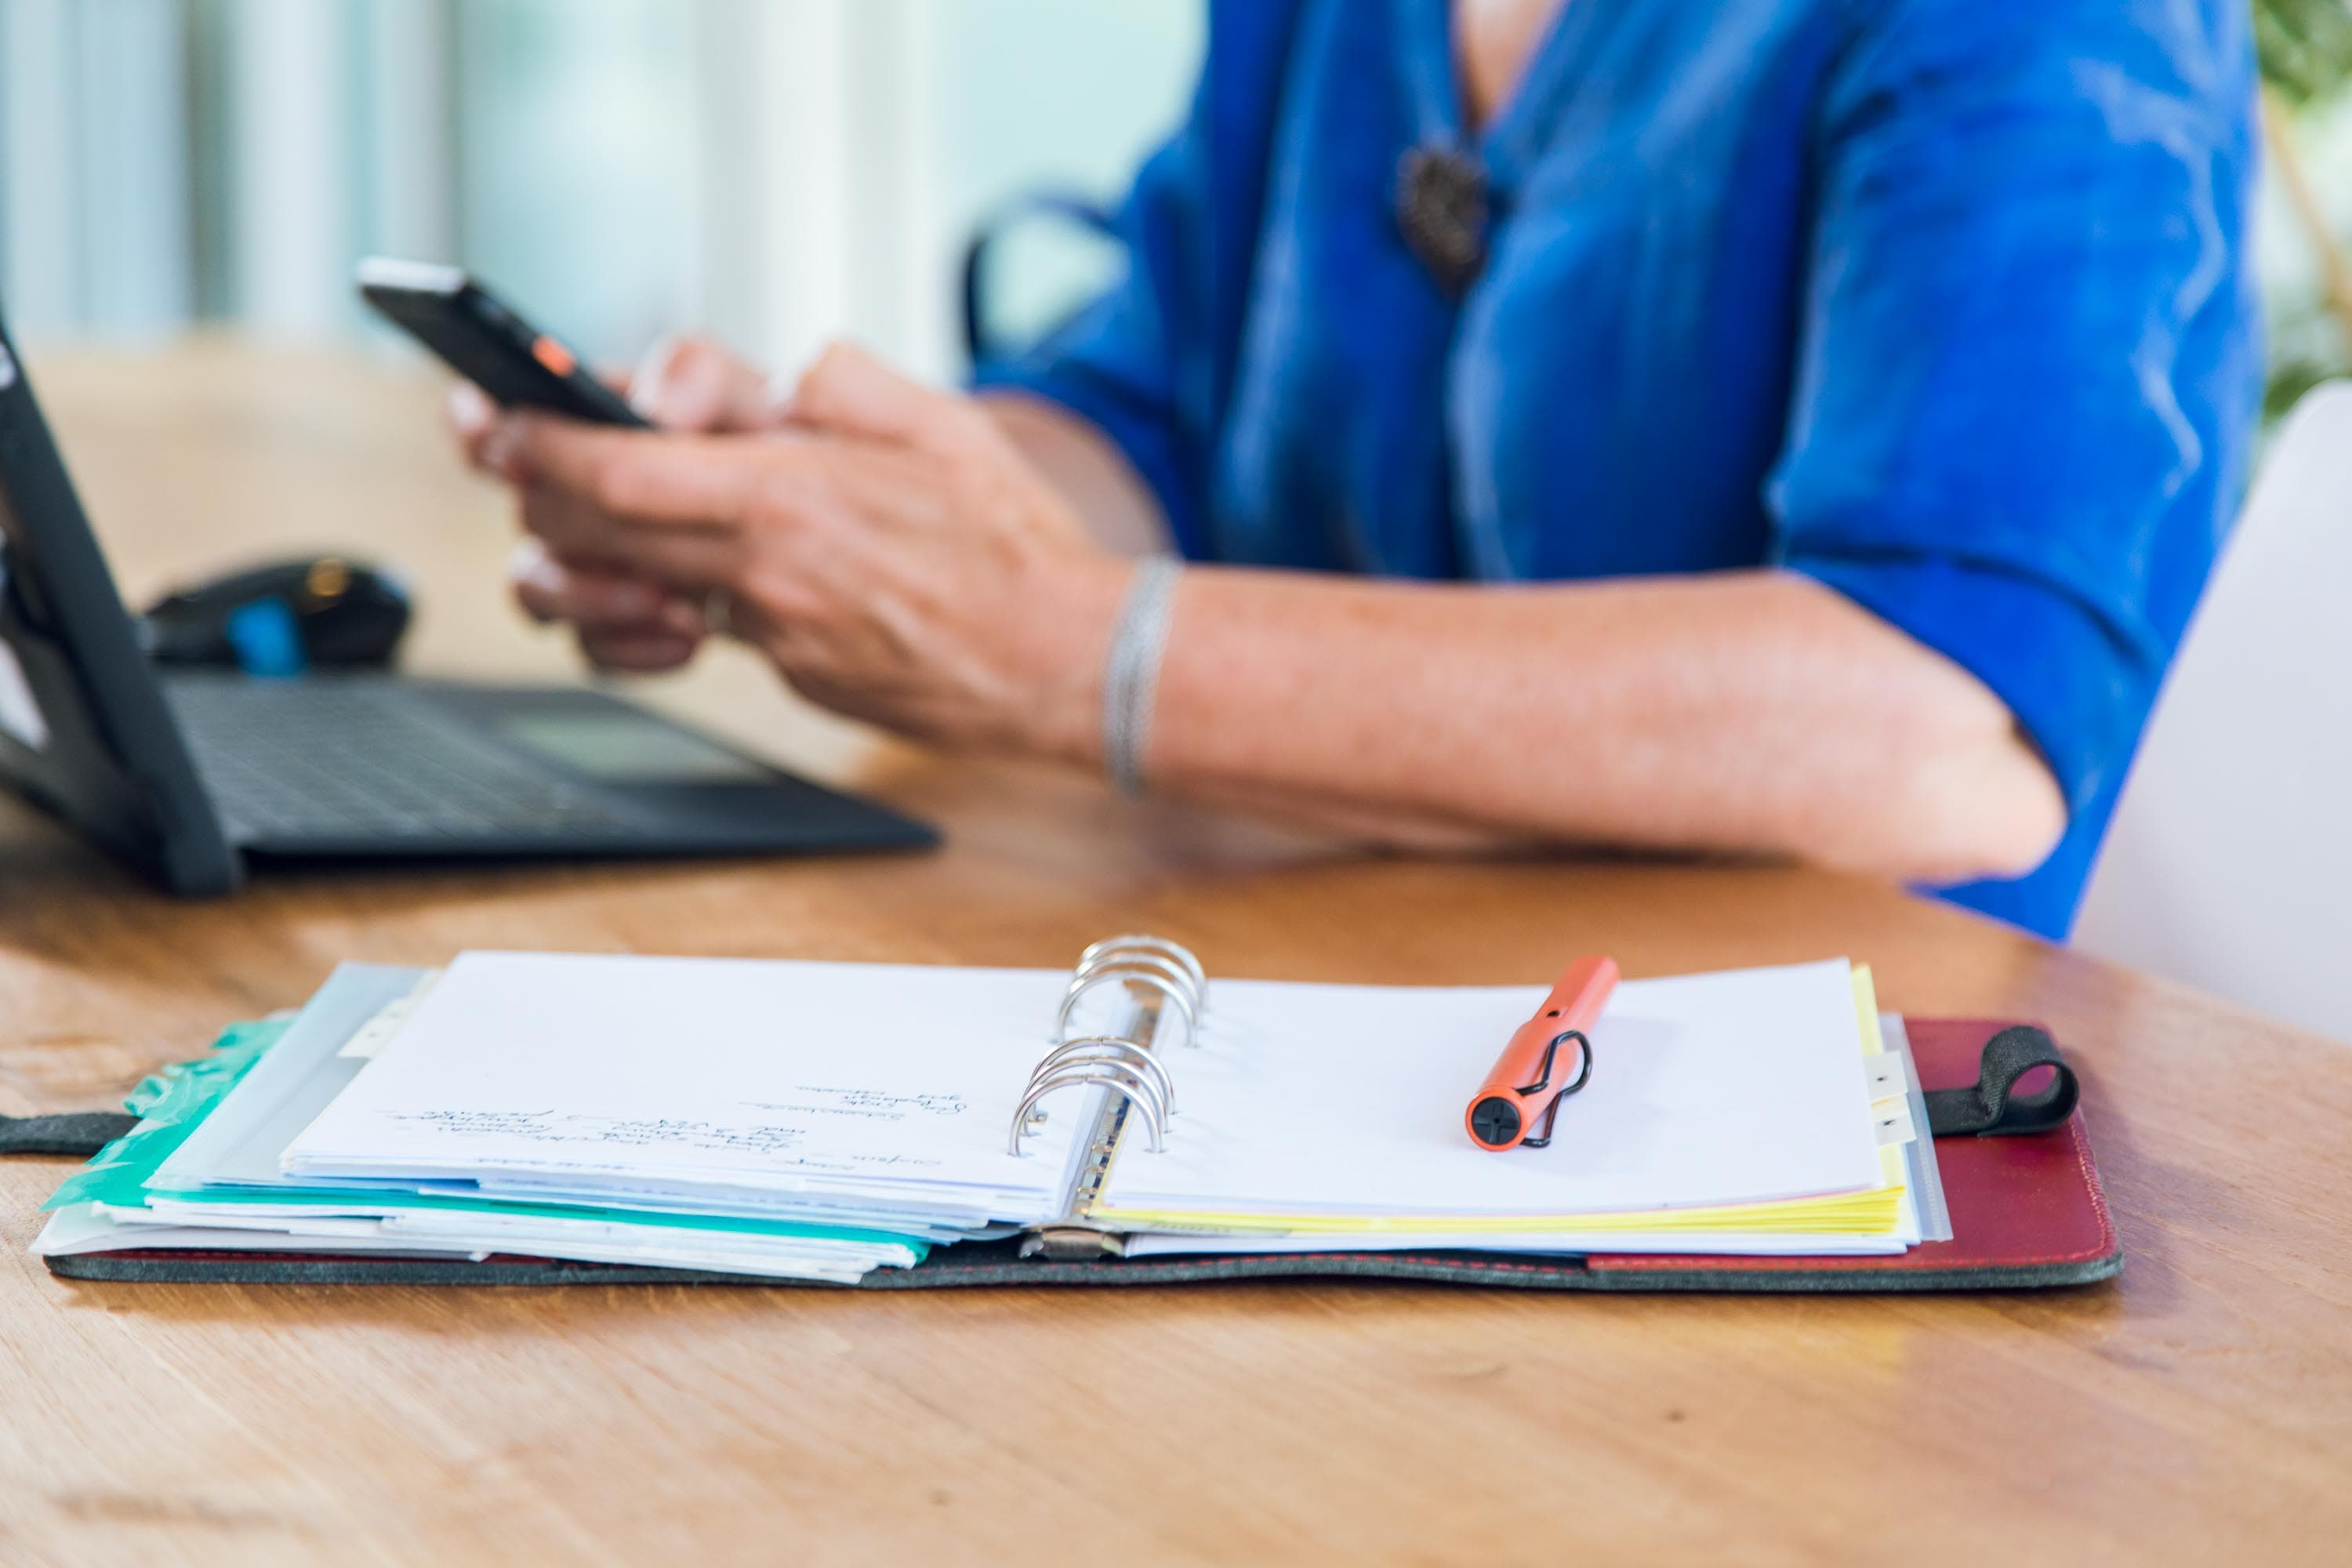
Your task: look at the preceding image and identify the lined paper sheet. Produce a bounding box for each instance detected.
[1094,959,1883,1223]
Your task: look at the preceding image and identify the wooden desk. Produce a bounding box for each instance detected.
[2,341,2347,1567]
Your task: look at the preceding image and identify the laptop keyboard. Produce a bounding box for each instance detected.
[165,679,636,843]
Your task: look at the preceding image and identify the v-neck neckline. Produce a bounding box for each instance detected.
[1393,0,1596,194]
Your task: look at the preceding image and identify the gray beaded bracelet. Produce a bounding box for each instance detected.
[1100,554,1183,799]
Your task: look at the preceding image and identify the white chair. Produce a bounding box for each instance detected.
[2073,382,2352,1044]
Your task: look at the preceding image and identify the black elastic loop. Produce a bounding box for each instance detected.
[0,1111,138,1157]
[1921,1025,2078,1138]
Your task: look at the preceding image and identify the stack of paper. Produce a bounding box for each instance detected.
[38,956,1110,1282]
[34,951,1945,1282]
[1103,960,1938,1258]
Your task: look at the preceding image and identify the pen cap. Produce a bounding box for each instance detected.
[1532,956,1618,1036]
[1465,956,1618,1151]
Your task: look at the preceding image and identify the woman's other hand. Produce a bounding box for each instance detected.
[488,343,1129,754]
[447,335,782,673]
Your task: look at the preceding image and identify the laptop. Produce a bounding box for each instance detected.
[0,315,935,895]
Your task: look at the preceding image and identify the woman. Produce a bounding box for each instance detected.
[456,0,2259,940]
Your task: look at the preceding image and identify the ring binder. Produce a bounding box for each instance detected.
[1007,935,1206,1163]
[23,952,2124,1294]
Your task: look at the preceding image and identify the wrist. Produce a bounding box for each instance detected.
[1000,550,1131,765]
[1097,554,1184,797]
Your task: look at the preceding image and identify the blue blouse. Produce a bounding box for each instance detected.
[978,0,2261,939]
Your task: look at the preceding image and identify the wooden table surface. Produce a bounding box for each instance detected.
[2,340,2347,1567]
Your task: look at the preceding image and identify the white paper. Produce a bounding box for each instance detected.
[35,1204,919,1283]
[1096,958,1885,1221]
[1882,1014,1954,1243]
[279,952,1087,1224]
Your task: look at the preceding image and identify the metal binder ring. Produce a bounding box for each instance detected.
[1027,1060,1170,1129]
[1035,1044,1171,1091]
[1064,955,1202,1029]
[1061,957,1200,1027]
[1059,962,1200,1029]
[1008,1065,1168,1155]
[1069,949,1200,1005]
[1076,935,1206,1000]
[1054,968,1198,1050]
[1071,946,1200,992]
[1030,1035,1175,1113]
[1076,932,1203,978]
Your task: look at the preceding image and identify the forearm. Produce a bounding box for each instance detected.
[1120,566,2067,884]
[971,397,1487,849]
[505,347,2063,886]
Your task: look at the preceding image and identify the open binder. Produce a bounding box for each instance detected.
[12,935,2119,1293]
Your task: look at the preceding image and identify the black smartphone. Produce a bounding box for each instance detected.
[357,257,651,428]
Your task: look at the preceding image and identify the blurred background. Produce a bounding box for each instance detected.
[0,0,1203,851]
[0,0,1199,383]
[7,0,2352,409]
[2261,0,2352,411]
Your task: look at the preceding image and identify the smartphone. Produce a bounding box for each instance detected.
[357,257,651,428]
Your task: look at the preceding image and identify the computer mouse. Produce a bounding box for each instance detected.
[140,556,412,676]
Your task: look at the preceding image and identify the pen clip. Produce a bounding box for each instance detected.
[1516,1029,1594,1150]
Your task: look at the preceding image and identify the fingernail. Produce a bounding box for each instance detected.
[448,381,492,430]
[480,420,522,477]
[512,549,564,593]
[630,335,681,423]
[764,372,802,425]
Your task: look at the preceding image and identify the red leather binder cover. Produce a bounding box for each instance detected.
[1566,1018,2118,1290]
[40,1018,2118,1294]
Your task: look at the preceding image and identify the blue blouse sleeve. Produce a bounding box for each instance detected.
[972,3,1302,561]
[1767,0,2262,932]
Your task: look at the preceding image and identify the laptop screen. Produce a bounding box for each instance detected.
[0,318,237,891]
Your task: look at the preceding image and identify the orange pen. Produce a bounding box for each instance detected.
[1465,955,1619,1151]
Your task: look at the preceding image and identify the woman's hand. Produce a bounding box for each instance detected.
[448,336,782,672]
[483,343,1131,757]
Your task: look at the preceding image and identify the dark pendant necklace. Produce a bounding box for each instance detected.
[1395,143,1490,298]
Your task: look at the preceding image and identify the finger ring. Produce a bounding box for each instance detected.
[702,587,735,639]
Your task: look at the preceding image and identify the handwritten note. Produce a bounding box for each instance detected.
[375,1107,955,1171]
[750,1088,970,1120]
